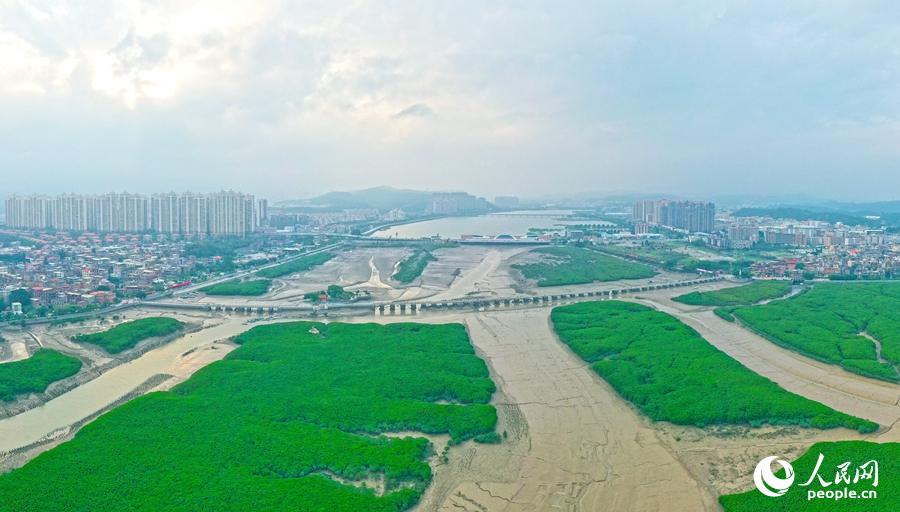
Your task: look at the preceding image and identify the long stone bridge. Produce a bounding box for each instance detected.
[143,277,720,315]
[372,276,719,313]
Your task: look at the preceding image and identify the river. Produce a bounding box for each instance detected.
[372,210,613,239]
[0,317,255,452]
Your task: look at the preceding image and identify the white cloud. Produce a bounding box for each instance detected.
[0,0,898,200]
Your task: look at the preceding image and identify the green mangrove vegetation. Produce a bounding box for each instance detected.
[551,301,877,432]
[255,251,334,278]
[720,441,899,510]
[393,250,436,283]
[733,283,900,382]
[673,280,792,306]
[0,349,82,401]
[0,321,497,511]
[714,307,736,322]
[514,246,654,287]
[199,279,271,296]
[72,317,184,354]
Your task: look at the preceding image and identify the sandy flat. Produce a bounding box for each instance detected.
[151,340,239,392]
[0,342,28,365]
[362,308,716,512]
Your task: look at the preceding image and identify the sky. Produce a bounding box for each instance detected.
[0,0,898,202]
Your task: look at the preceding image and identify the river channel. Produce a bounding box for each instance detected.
[0,317,254,452]
[372,210,613,239]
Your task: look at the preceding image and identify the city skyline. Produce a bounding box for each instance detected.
[6,190,256,236]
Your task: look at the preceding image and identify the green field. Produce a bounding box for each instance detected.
[393,250,435,283]
[598,243,755,275]
[733,283,900,382]
[551,301,876,432]
[673,280,792,306]
[0,322,497,511]
[0,349,82,401]
[513,246,654,287]
[73,317,185,354]
[720,441,898,510]
[199,279,271,296]
[255,252,334,279]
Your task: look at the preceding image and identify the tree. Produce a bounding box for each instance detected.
[9,289,30,309]
[135,291,147,299]
[794,262,806,270]
[0,298,5,312]
[327,285,345,300]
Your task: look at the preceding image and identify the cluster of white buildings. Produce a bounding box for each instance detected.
[6,191,256,237]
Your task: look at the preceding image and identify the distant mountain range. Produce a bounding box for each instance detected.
[732,201,900,227]
[275,187,435,213]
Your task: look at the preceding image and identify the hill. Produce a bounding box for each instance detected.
[732,208,882,227]
[277,187,434,213]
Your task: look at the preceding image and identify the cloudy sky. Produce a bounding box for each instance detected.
[0,0,898,201]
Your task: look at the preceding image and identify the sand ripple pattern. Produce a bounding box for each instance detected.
[422,309,715,511]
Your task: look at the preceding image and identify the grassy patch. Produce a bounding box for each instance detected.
[0,322,497,511]
[49,316,90,327]
[0,349,82,401]
[393,250,435,283]
[513,246,654,287]
[714,307,736,322]
[551,301,877,432]
[255,252,334,279]
[73,317,184,354]
[200,279,271,296]
[733,283,900,382]
[673,280,792,306]
[720,441,898,510]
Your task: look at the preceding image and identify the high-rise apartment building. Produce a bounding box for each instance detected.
[208,191,255,237]
[5,195,52,229]
[632,200,657,223]
[7,191,253,236]
[428,192,487,214]
[257,199,268,227]
[6,193,150,231]
[150,192,211,235]
[92,193,150,232]
[632,199,716,233]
